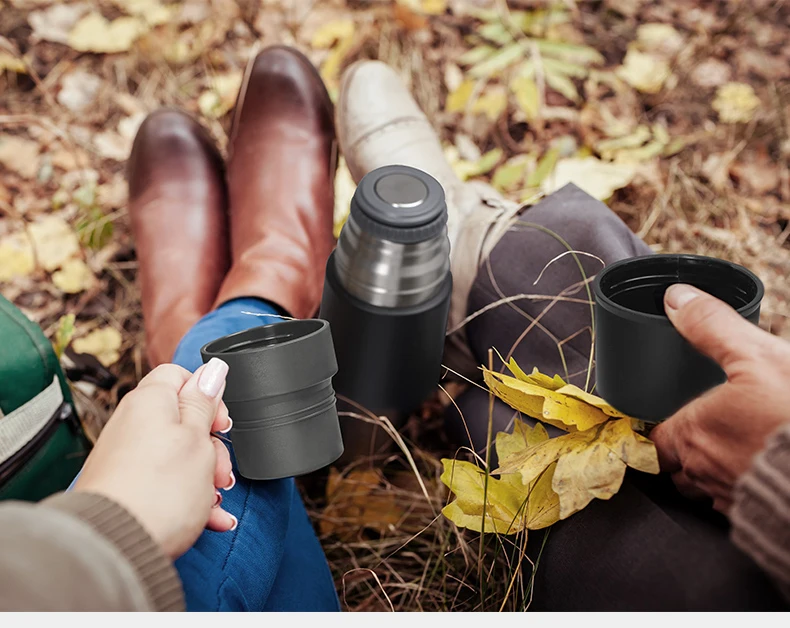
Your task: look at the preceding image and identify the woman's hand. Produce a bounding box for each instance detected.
[74,358,236,558]
[651,284,790,513]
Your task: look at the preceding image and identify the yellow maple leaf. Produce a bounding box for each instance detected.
[616,47,670,94]
[497,418,659,519]
[68,13,147,54]
[441,459,531,534]
[72,327,123,367]
[553,384,631,418]
[52,259,95,294]
[712,82,760,124]
[484,368,609,432]
[442,420,560,534]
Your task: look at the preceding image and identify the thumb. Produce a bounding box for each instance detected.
[664,284,764,374]
[178,358,229,431]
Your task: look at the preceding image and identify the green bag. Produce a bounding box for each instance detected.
[0,295,91,502]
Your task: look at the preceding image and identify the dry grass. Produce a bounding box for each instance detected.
[1,0,789,611]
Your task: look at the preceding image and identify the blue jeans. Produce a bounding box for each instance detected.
[165,298,339,611]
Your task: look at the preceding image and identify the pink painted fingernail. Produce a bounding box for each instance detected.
[220,417,233,434]
[228,514,238,531]
[223,470,236,491]
[213,490,222,508]
[199,358,228,398]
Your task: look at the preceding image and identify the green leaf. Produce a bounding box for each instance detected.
[535,39,604,65]
[53,313,76,360]
[478,22,513,46]
[545,70,579,102]
[458,45,495,66]
[470,147,504,176]
[541,57,589,78]
[526,147,561,188]
[596,125,652,153]
[492,157,528,192]
[469,42,523,77]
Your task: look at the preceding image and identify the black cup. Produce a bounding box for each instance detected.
[200,319,343,480]
[593,254,763,422]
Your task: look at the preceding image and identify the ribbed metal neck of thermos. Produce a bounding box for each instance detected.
[333,165,451,309]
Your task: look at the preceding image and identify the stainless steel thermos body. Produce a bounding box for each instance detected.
[320,165,452,455]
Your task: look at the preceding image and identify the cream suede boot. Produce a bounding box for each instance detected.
[337,61,523,378]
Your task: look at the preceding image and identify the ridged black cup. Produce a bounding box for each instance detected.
[594,254,763,423]
[200,319,343,480]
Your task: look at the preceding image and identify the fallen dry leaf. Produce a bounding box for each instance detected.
[311,19,355,92]
[691,58,731,88]
[541,156,637,200]
[198,72,242,119]
[72,326,123,367]
[442,419,560,534]
[483,368,610,432]
[472,86,508,122]
[28,216,81,271]
[68,12,147,54]
[94,130,131,161]
[57,69,102,113]
[28,3,89,45]
[496,418,658,519]
[712,82,760,124]
[0,232,35,281]
[0,52,26,74]
[636,23,683,56]
[616,47,670,94]
[333,157,355,238]
[0,135,41,179]
[52,258,96,294]
[113,0,174,26]
[321,468,402,539]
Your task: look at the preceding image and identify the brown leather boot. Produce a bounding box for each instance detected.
[212,46,336,318]
[128,110,229,366]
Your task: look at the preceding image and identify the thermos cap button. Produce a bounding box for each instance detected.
[374,173,428,208]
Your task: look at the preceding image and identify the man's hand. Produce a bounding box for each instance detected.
[651,284,790,513]
[75,359,237,558]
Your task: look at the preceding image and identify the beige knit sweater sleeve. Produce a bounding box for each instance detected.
[0,492,183,611]
[731,422,790,603]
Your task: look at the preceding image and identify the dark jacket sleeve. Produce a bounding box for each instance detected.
[0,492,184,611]
[731,422,790,603]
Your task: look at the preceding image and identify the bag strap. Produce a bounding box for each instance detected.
[0,375,63,466]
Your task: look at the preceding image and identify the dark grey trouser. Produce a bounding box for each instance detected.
[445,184,787,610]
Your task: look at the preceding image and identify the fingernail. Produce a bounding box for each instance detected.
[223,470,236,491]
[228,514,238,531]
[665,284,701,311]
[199,358,229,398]
[213,490,222,508]
[219,417,233,434]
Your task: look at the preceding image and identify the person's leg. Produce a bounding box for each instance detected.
[444,187,786,609]
[170,297,339,612]
[124,45,339,611]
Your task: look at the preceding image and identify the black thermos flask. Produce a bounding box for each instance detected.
[319,165,452,458]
